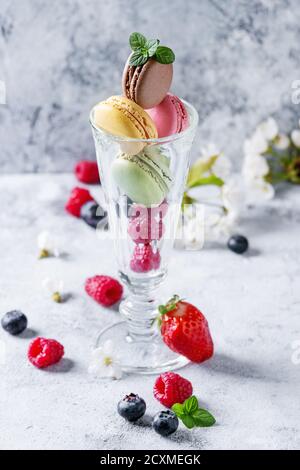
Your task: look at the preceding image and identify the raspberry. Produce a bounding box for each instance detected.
[129,201,168,221]
[153,372,193,408]
[28,337,64,369]
[65,187,94,217]
[128,215,164,244]
[85,275,123,307]
[74,160,100,184]
[130,244,161,273]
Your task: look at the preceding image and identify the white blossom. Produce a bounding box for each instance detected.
[221,177,245,216]
[212,154,232,180]
[42,277,64,302]
[37,231,60,257]
[199,144,232,181]
[88,340,122,380]
[291,129,300,148]
[274,133,290,150]
[242,154,269,180]
[245,179,275,204]
[205,211,238,241]
[243,129,268,155]
[257,117,278,141]
[200,143,220,160]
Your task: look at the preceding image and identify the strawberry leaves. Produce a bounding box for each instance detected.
[158,294,181,316]
[128,32,175,66]
[171,396,216,429]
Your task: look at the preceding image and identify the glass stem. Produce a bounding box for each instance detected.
[119,284,160,343]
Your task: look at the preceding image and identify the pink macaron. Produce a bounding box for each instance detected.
[146,93,189,138]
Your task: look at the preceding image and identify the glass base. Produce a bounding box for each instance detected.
[95,321,190,375]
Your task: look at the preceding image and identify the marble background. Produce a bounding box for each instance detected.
[0,0,300,172]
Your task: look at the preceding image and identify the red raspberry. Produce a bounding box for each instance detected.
[130,244,161,273]
[128,215,164,244]
[65,187,94,217]
[153,372,193,408]
[129,201,168,220]
[74,160,100,184]
[151,200,168,219]
[85,275,123,307]
[28,337,64,369]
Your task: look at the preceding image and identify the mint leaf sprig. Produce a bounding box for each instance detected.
[172,396,216,429]
[129,32,175,66]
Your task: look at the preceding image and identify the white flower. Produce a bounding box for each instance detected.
[199,144,232,181]
[200,143,220,160]
[291,129,300,148]
[176,205,205,250]
[88,340,122,379]
[257,117,278,141]
[244,129,268,155]
[242,154,269,180]
[212,154,232,180]
[245,179,275,204]
[42,277,64,303]
[37,231,60,258]
[221,177,245,216]
[205,211,237,241]
[274,133,290,150]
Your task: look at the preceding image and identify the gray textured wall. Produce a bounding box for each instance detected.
[0,0,299,172]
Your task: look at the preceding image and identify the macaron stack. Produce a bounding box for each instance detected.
[93,32,189,273]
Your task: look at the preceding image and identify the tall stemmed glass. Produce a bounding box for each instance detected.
[90,100,198,374]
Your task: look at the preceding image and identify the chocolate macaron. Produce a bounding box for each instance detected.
[122,57,173,109]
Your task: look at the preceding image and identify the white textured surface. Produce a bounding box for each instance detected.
[1,174,300,450]
[0,0,300,171]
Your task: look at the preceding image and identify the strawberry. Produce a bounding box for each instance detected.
[159,295,214,363]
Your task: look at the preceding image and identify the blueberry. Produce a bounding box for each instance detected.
[80,201,108,229]
[1,310,28,335]
[227,234,249,254]
[117,393,146,422]
[152,410,179,437]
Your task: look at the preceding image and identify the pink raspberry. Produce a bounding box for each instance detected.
[153,372,193,408]
[65,187,94,217]
[85,275,123,307]
[129,201,168,220]
[74,160,100,184]
[128,215,164,244]
[28,337,64,369]
[130,244,161,273]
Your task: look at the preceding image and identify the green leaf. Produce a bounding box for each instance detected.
[188,175,224,189]
[183,396,199,414]
[192,409,216,427]
[129,32,146,50]
[154,46,175,64]
[158,305,167,315]
[129,51,148,66]
[187,155,218,187]
[145,38,159,57]
[171,403,185,417]
[180,414,195,429]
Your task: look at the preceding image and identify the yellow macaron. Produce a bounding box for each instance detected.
[93,96,158,140]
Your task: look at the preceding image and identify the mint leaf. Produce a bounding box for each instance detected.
[171,403,185,417]
[180,415,195,429]
[129,32,146,50]
[183,396,198,414]
[155,46,175,64]
[129,51,148,67]
[192,409,216,427]
[145,39,159,57]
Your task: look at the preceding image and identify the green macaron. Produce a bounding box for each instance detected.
[112,147,172,206]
